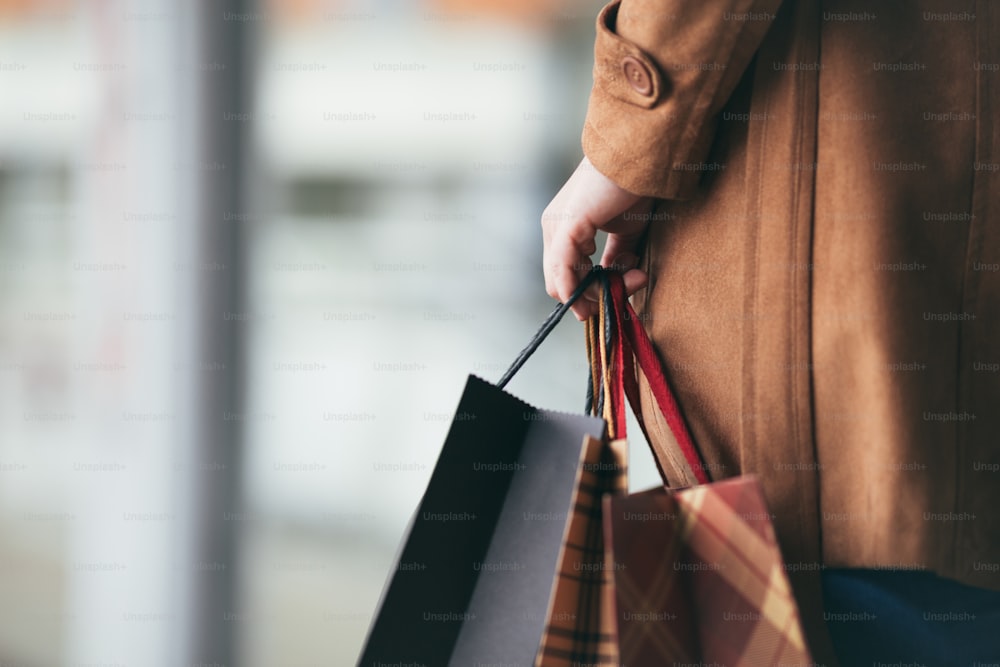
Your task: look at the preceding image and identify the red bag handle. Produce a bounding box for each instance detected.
[499,265,709,485]
[604,271,711,486]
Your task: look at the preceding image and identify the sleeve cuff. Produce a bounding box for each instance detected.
[581,0,721,201]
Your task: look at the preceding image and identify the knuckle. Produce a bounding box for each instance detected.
[540,205,560,227]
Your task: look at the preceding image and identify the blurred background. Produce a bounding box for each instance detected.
[0,0,661,664]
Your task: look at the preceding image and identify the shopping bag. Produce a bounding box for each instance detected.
[534,274,629,667]
[533,432,627,666]
[604,481,810,665]
[357,271,624,667]
[596,271,814,666]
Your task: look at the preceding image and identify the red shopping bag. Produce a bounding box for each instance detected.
[594,271,814,666]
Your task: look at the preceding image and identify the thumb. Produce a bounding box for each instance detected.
[600,235,643,272]
[601,245,649,297]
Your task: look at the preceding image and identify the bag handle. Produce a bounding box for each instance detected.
[605,273,710,485]
[498,266,710,486]
[496,268,603,390]
[585,271,626,437]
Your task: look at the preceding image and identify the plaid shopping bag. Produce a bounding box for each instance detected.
[595,270,814,666]
[603,480,810,666]
[601,487,697,662]
[533,276,630,666]
[534,434,627,666]
[677,478,809,664]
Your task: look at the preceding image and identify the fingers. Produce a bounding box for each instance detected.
[542,184,599,310]
[570,271,599,322]
[543,228,592,299]
[568,266,647,321]
[544,245,597,321]
[541,156,650,319]
[622,268,649,297]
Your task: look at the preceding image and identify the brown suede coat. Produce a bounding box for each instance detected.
[582,0,1000,662]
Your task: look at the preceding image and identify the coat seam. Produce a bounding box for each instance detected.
[953,0,991,580]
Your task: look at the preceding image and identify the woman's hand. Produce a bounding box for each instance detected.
[541,156,653,320]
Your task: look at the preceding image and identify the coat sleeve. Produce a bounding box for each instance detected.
[582,0,783,199]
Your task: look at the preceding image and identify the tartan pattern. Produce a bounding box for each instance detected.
[677,476,809,667]
[546,271,811,665]
[603,488,698,665]
[535,435,627,667]
[603,476,812,667]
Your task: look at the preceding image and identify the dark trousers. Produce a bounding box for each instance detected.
[823,568,1000,667]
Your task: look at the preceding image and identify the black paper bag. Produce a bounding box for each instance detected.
[357,375,605,666]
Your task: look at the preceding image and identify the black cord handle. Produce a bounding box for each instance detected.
[496,266,605,390]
